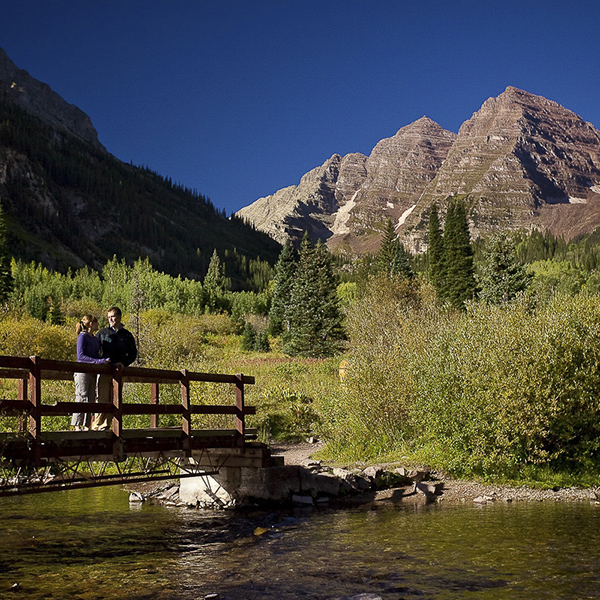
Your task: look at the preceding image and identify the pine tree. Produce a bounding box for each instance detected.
[390,242,414,279]
[0,199,13,303]
[375,218,414,280]
[284,235,345,357]
[241,321,256,351]
[47,297,65,325]
[376,219,397,275]
[478,232,532,304]
[253,329,270,352]
[427,203,445,297]
[268,238,298,335]
[441,198,477,309]
[203,249,230,313]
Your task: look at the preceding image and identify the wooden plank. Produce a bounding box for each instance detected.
[41,363,112,380]
[121,403,182,415]
[40,402,87,415]
[0,356,32,370]
[191,405,256,415]
[185,371,255,385]
[190,428,238,438]
[121,427,183,439]
[40,430,113,441]
[121,365,182,381]
[37,402,255,417]
[0,368,29,379]
[192,405,237,415]
[0,399,31,412]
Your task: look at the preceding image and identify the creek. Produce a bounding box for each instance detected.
[1,485,599,599]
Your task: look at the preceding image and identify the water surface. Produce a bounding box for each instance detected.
[1,487,599,599]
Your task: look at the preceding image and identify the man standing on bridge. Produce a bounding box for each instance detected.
[91,307,138,431]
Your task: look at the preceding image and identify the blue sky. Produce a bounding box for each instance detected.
[2,1,600,215]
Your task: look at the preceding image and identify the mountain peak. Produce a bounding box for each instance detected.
[0,47,104,149]
[239,87,600,254]
[401,87,600,249]
[237,116,456,254]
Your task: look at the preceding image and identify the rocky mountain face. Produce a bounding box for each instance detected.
[238,87,600,254]
[238,117,456,254]
[0,47,103,150]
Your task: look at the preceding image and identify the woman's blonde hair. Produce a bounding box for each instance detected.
[76,315,98,335]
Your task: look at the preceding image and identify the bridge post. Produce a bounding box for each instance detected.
[235,374,245,448]
[18,377,28,434]
[150,383,159,428]
[112,369,123,459]
[180,369,191,456]
[28,356,42,464]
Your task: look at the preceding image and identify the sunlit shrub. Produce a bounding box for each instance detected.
[321,276,437,459]
[0,310,74,359]
[410,294,600,477]
[319,276,600,479]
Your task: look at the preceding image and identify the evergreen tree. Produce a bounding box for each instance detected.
[376,218,414,279]
[427,203,445,297]
[47,297,65,325]
[441,198,477,309]
[241,321,256,351]
[254,329,270,352]
[390,242,414,279]
[203,249,230,313]
[0,200,13,303]
[268,238,298,335]
[478,232,532,304]
[376,219,397,275]
[284,235,345,357]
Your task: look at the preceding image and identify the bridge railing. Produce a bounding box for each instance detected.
[0,355,256,458]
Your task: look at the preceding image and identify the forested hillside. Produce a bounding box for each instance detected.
[0,97,281,287]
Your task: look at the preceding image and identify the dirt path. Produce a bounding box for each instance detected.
[269,441,325,465]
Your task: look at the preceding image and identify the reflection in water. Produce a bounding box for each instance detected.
[1,486,600,599]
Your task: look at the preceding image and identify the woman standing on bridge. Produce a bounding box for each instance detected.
[72,315,110,431]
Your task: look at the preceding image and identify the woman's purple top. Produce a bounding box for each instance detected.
[77,332,108,364]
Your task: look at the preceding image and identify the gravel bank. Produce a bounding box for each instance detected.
[271,441,600,505]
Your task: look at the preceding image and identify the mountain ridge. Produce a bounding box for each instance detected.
[0,47,281,284]
[238,86,600,254]
[0,47,104,150]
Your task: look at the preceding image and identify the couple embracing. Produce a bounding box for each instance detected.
[71,307,137,431]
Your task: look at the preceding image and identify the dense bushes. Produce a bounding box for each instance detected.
[322,282,600,482]
[411,295,600,479]
[0,309,74,360]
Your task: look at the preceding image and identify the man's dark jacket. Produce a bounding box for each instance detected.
[98,326,137,366]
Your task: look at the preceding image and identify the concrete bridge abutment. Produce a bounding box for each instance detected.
[179,448,342,508]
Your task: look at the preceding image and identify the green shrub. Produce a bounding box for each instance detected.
[0,309,74,359]
[320,279,600,481]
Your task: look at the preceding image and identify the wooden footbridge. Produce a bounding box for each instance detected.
[0,355,271,496]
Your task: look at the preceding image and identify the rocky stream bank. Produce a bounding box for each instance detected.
[127,441,600,509]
